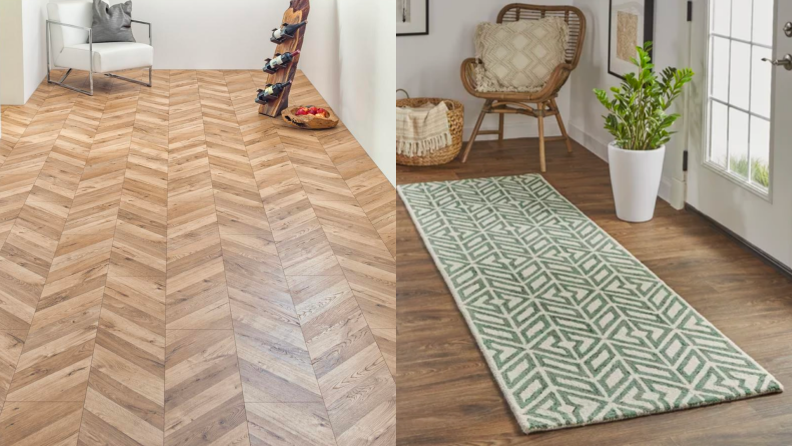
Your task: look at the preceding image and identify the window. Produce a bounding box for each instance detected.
[706,0,774,192]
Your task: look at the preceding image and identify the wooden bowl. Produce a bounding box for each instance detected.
[282,106,340,129]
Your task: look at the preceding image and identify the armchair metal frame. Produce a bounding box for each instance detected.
[460,4,586,172]
[46,19,153,96]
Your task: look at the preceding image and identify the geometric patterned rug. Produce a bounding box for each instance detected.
[398,174,782,434]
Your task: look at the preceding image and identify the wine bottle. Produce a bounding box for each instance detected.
[255,81,292,105]
[271,21,307,43]
[263,50,301,74]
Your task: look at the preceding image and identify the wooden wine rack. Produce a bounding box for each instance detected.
[258,0,310,117]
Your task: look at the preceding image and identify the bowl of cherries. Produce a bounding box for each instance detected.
[282,105,339,129]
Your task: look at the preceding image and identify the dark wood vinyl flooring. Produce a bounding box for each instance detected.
[396,136,792,446]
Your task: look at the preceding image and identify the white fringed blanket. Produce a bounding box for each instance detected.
[396,102,452,157]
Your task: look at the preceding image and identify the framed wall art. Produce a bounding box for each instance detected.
[397,0,429,36]
[608,0,655,79]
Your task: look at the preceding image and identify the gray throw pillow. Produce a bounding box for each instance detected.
[91,0,135,43]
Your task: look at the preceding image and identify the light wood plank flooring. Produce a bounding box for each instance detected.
[0,69,395,446]
[397,137,792,445]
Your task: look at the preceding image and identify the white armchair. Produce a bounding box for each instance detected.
[46,0,153,96]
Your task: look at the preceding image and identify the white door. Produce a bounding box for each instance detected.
[687,0,792,267]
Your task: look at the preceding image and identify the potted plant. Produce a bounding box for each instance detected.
[594,42,694,222]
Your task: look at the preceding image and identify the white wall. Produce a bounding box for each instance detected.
[301,0,396,185]
[0,0,26,105]
[127,0,283,69]
[2,0,73,104]
[396,0,573,142]
[569,0,690,209]
[22,0,51,102]
[299,0,341,110]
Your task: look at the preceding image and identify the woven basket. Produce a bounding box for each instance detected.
[396,98,464,166]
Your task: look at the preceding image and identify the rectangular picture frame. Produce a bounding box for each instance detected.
[397,0,429,36]
[608,0,654,79]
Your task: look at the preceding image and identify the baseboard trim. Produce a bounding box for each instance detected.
[685,204,792,279]
[658,177,672,206]
[568,124,608,162]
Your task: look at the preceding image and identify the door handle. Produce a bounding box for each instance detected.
[785,21,792,38]
[762,54,792,71]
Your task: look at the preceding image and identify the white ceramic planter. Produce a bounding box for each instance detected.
[608,143,666,223]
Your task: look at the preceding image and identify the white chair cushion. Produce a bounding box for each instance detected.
[56,42,153,73]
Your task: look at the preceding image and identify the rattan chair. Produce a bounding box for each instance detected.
[460,4,586,172]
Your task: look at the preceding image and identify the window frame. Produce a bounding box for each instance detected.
[701,0,775,201]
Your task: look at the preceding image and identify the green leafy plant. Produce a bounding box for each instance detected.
[594,42,694,151]
[728,156,770,188]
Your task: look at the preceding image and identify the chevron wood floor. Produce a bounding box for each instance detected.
[0,69,395,446]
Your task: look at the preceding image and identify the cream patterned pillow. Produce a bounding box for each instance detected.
[475,18,569,93]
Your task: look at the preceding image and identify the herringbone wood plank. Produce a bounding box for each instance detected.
[110,71,169,279]
[6,238,108,402]
[78,70,167,446]
[77,275,166,446]
[258,174,344,276]
[0,79,89,330]
[0,70,394,446]
[0,401,83,445]
[5,75,139,403]
[0,82,50,168]
[372,329,396,376]
[246,403,336,446]
[167,70,233,331]
[222,234,323,404]
[312,200,396,329]
[227,69,396,443]
[0,330,26,408]
[164,329,249,446]
[214,71,322,405]
[289,275,396,445]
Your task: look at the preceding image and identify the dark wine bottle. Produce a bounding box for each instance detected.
[263,50,301,74]
[271,21,307,43]
[255,81,292,105]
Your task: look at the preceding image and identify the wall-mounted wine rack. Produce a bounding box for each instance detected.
[258,0,310,117]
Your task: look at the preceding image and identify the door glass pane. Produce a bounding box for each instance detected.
[753,0,775,47]
[729,41,751,110]
[731,0,753,41]
[711,36,730,102]
[710,101,729,167]
[750,116,771,189]
[728,108,749,179]
[751,46,772,118]
[706,0,774,194]
[711,0,731,36]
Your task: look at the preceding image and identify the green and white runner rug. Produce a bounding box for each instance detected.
[398,174,782,433]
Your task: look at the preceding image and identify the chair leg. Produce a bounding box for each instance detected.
[551,98,572,153]
[498,113,505,142]
[461,101,491,163]
[48,68,94,96]
[105,67,153,87]
[538,103,546,173]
